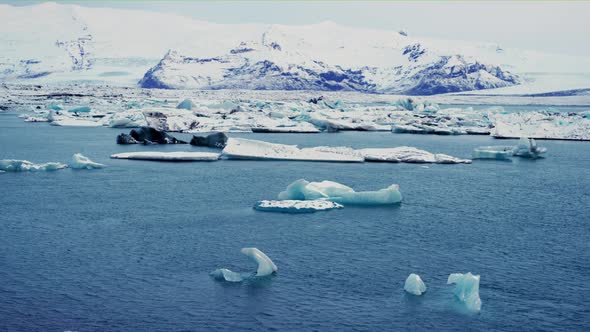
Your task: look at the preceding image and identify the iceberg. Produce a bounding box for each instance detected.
[176,98,197,110]
[50,118,102,127]
[222,138,364,163]
[490,111,590,141]
[513,137,547,159]
[472,146,514,160]
[210,268,244,282]
[110,151,220,161]
[404,273,427,296]
[360,147,471,164]
[278,179,402,205]
[190,132,228,148]
[241,247,278,277]
[0,159,67,172]
[254,200,343,213]
[211,247,277,282]
[473,137,546,160]
[116,127,187,145]
[105,110,147,128]
[70,153,105,169]
[447,272,482,312]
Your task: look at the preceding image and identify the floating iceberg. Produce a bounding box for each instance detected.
[473,137,546,160]
[360,147,471,164]
[278,179,402,205]
[211,248,277,282]
[447,272,482,312]
[50,118,102,127]
[222,138,364,163]
[70,153,105,169]
[176,98,196,110]
[472,146,514,160]
[404,273,427,296]
[210,268,245,282]
[241,248,278,277]
[491,111,590,141]
[190,132,228,148]
[0,159,67,172]
[254,200,343,213]
[513,137,546,159]
[110,151,220,161]
[116,127,187,145]
[105,110,147,128]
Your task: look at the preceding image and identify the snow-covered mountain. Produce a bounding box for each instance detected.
[1,2,589,95]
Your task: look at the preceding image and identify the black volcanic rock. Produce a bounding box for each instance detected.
[190,132,228,148]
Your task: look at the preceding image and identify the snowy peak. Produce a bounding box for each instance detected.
[1,2,588,94]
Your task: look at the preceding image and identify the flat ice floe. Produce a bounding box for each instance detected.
[222,138,364,163]
[278,179,402,205]
[254,200,343,213]
[404,273,427,296]
[110,151,220,161]
[70,153,105,169]
[211,247,277,282]
[360,147,472,164]
[0,159,67,172]
[448,272,482,312]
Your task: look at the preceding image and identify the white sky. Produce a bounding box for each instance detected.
[5,1,590,56]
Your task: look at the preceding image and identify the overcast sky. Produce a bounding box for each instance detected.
[5,1,590,56]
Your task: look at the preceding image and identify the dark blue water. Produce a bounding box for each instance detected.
[1,112,589,331]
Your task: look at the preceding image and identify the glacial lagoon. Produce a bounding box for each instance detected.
[1,112,589,331]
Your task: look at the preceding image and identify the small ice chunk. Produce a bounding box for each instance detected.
[110,151,220,161]
[0,159,67,172]
[254,200,343,213]
[50,118,102,127]
[241,247,278,277]
[278,179,402,205]
[210,268,244,282]
[447,272,482,312]
[404,273,427,295]
[70,153,105,169]
[513,137,546,159]
[472,146,514,160]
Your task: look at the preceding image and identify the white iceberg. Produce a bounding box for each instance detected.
[404,273,427,296]
[0,159,67,172]
[254,200,343,213]
[222,138,364,163]
[110,151,220,161]
[278,179,402,205]
[491,111,590,141]
[241,247,278,277]
[50,118,102,127]
[70,153,105,169]
[360,147,472,164]
[472,146,514,160]
[210,268,244,282]
[104,110,147,128]
[176,98,196,110]
[211,247,277,282]
[513,137,546,159]
[447,272,482,312]
[473,137,546,160]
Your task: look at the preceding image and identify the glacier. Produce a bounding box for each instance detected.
[110,152,220,161]
[277,179,402,206]
[0,159,67,172]
[404,273,427,296]
[254,200,343,213]
[447,272,482,312]
[70,153,105,169]
[211,247,277,282]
